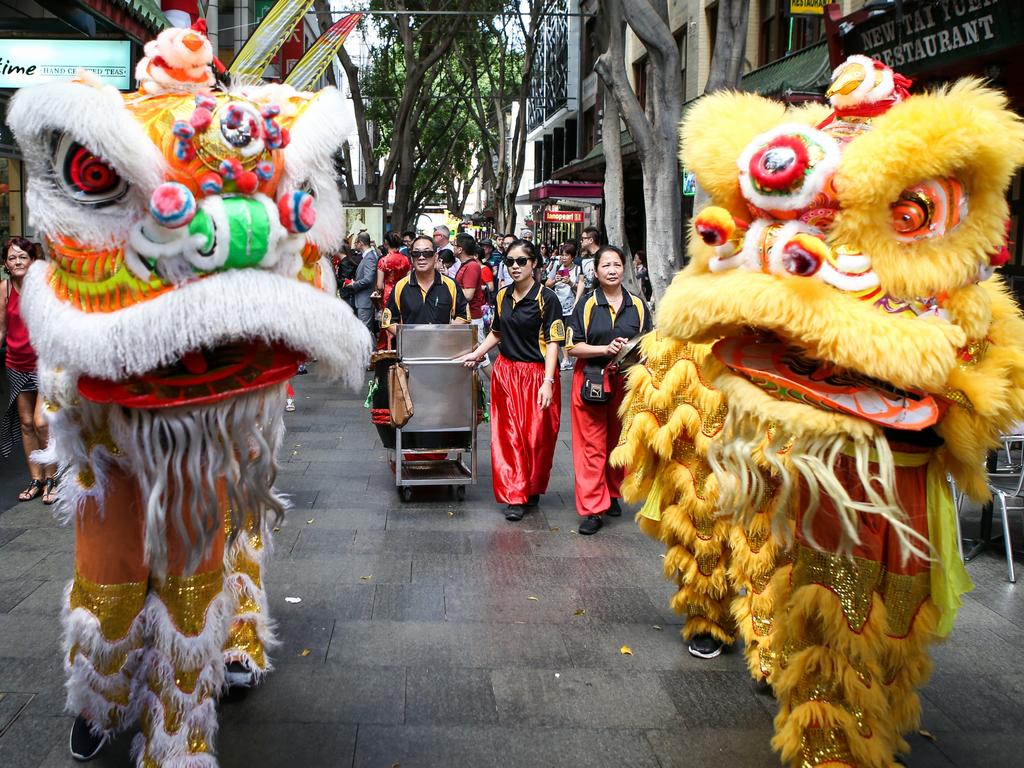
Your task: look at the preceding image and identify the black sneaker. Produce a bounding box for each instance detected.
[226,660,256,689]
[606,497,622,517]
[70,715,107,761]
[525,494,541,508]
[505,505,526,521]
[687,633,724,659]
[578,514,603,535]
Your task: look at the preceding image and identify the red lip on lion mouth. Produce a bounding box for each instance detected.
[712,334,945,431]
[77,341,303,408]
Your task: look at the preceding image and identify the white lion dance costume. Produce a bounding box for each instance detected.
[8,25,369,767]
[620,58,1024,767]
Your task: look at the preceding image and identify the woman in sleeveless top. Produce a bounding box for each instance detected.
[1,237,55,503]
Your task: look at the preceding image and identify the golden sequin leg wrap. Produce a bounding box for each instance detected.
[63,574,148,737]
[770,547,902,768]
[222,516,276,678]
[130,568,230,768]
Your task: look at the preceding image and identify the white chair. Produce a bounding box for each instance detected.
[986,434,1024,583]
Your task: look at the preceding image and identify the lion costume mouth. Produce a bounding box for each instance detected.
[711,333,945,431]
[77,341,303,408]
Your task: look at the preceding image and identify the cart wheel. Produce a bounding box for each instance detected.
[399,486,413,503]
[455,485,466,500]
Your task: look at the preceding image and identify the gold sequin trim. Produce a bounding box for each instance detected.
[693,510,716,540]
[942,386,974,411]
[696,551,720,576]
[223,620,266,670]
[228,548,263,589]
[154,569,225,638]
[880,570,930,638]
[758,644,777,678]
[70,572,148,642]
[751,614,773,637]
[800,726,856,768]
[792,546,883,633]
[77,466,96,489]
[68,643,130,677]
[174,668,202,695]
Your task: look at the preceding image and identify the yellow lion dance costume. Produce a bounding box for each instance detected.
[618,58,1024,768]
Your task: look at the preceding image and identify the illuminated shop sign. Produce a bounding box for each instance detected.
[0,39,132,91]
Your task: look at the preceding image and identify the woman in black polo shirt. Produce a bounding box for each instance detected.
[458,240,565,521]
[565,245,652,535]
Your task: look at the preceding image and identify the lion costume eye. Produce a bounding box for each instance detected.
[52,133,129,206]
[891,177,967,243]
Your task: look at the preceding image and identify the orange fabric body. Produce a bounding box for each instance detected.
[74,466,226,583]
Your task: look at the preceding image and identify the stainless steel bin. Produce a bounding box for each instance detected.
[392,325,479,500]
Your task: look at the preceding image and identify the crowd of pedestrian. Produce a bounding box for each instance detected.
[307,222,653,535]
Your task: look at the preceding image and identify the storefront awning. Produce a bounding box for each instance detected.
[517,181,604,205]
[741,41,830,99]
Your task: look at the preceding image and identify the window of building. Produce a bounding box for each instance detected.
[581,17,596,77]
[674,26,688,103]
[632,54,649,112]
[707,2,718,67]
[790,12,824,51]
[582,106,596,156]
[760,0,787,66]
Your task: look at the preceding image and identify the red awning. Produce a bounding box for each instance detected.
[528,182,603,203]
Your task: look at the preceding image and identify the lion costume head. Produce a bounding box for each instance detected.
[664,65,1024,558]
[7,27,370,573]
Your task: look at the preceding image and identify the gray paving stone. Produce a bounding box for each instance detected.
[443,585,585,624]
[0,526,25,546]
[219,664,405,725]
[372,584,444,621]
[217,722,358,768]
[325,620,573,669]
[266,580,373,621]
[5,579,61,617]
[269,553,412,584]
[0,615,61,658]
[352,529,475,555]
[643,727,780,768]
[0,715,68,768]
[660,670,775,728]
[561,622,739,672]
[492,668,679,728]
[0,692,33,736]
[354,724,661,768]
[0,657,71,718]
[0,579,45,614]
[288,527,358,557]
[577,587,671,625]
[919,673,1019,733]
[405,667,499,725]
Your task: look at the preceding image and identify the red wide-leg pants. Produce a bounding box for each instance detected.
[571,361,625,516]
[490,354,561,505]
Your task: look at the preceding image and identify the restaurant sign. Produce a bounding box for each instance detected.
[844,0,1024,75]
[0,39,131,90]
[544,210,585,223]
[790,0,826,15]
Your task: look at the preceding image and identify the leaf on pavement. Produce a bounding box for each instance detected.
[652,625,663,631]
[620,645,633,656]
[574,608,586,616]
[360,575,373,581]
[306,518,315,524]
[527,596,539,601]
[298,648,311,657]
[918,730,937,743]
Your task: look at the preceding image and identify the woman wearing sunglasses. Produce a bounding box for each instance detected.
[458,240,565,521]
[564,245,651,534]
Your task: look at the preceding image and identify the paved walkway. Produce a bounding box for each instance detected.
[0,369,1022,767]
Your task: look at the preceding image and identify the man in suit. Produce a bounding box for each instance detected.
[348,231,379,333]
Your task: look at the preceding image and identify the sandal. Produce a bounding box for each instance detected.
[18,478,44,502]
[42,477,58,506]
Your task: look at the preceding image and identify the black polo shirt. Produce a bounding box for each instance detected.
[492,281,565,363]
[566,287,652,366]
[382,271,470,327]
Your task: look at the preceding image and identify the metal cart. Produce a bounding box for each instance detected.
[392,324,478,502]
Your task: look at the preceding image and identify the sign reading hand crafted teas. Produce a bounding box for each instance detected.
[0,39,131,90]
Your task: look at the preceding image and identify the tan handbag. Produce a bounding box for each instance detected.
[388,363,414,428]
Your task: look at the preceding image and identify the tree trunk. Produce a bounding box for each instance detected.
[601,88,639,293]
[596,0,683,302]
[704,0,751,94]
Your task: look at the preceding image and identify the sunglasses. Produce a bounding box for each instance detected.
[411,249,436,259]
[504,257,530,267]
